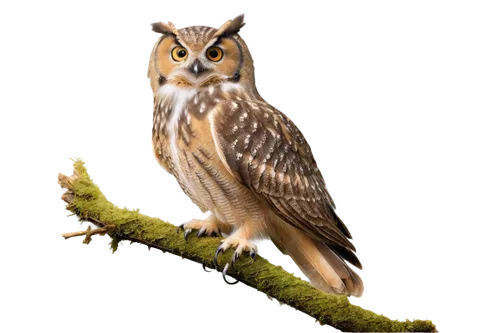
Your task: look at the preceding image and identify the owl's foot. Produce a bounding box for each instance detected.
[214,236,257,268]
[177,216,221,241]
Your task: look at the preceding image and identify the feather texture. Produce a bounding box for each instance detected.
[148,15,363,297]
[211,100,359,256]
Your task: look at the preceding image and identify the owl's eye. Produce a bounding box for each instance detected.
[172,46,188,62]
[206,47,223,62]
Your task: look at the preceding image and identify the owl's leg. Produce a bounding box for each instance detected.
[214,222,258,267]
[177,214,232,240]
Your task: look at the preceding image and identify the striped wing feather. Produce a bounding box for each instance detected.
[210,100,361,269]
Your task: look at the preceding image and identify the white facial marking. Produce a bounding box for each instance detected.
[208,86,215,95]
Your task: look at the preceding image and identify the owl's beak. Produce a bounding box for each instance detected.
[188,59,209,78]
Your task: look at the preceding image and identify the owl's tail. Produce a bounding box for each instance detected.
[269,217,364,297]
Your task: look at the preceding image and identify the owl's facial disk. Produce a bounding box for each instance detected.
[155,35,242,88]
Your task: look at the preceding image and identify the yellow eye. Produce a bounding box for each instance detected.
[206,46,223,62]
[171,46,188,62]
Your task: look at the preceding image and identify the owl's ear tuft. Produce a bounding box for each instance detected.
[214,14,245,38]
[151,21,178,36]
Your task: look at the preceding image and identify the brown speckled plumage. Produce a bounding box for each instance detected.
[148,14,363,297]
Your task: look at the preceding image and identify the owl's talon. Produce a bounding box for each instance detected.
[231,251,240,268]
[221,263,229,280]
[202,263,212,272]
[179,217,223,239]
[176,224,185,233]
[197,227,207,237]
[250,248,256,260]
[184,229,192,241]
[213,245,224,267]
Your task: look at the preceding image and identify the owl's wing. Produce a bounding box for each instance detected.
[210,100,361,269]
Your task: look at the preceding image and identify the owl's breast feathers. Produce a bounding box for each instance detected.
[151,85,262,217]
[210,99,362,269]
[152,86,360,269]
[152,84,256,173]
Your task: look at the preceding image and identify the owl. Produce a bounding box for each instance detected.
[148,15,363,297]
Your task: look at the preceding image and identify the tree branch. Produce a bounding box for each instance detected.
[62,225,116,243]
[58,159,437,332]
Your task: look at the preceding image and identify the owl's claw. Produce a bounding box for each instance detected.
[221,263,241,288]
[213,245,224,267]
[230,249,255,267]
[231,251,240,267]
[222,263,239,285]
[202,263,212,272]
[197,227,220,238]
[214,237,258,268]
[179,218,222,239]
[250,248,256,260]
[183,229,193,241]
[197,227,207,237]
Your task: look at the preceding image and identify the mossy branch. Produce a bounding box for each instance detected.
[58,159,437,332]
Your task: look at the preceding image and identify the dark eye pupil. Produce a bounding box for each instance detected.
[177,49,186,57]
[209,49,219,58]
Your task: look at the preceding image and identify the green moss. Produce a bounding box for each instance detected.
[62,160,437,332]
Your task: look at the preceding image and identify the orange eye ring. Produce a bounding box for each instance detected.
[171,46,188,62]
[206,46,223,62]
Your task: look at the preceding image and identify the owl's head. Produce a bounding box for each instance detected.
[148,14,255,92]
